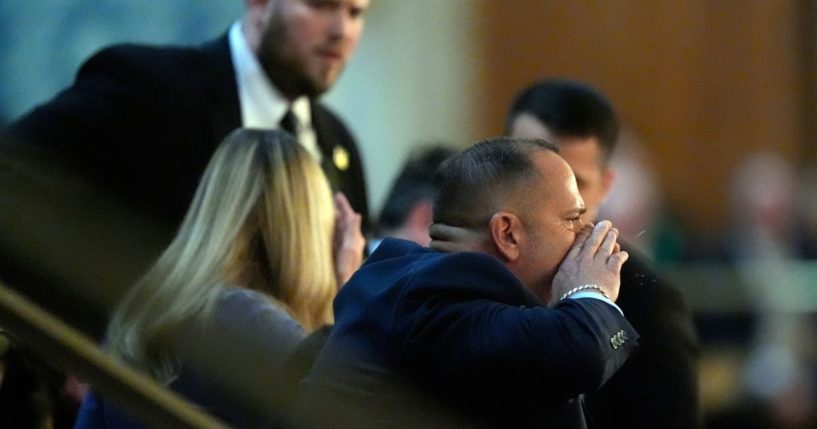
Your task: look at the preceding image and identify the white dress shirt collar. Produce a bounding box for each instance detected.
[227,22,320,160]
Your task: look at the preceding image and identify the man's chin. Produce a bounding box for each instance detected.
[309,67,344,94]
[300,78,333,98]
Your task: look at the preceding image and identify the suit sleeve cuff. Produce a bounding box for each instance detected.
[566,291,624,316]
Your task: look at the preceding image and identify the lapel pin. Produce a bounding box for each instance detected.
[333,145,350,171]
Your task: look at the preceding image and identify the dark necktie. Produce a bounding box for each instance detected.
[279,109,298,138]
[280,108,339,191]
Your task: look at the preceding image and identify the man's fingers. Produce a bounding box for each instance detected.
[607,251,629,272]
[597,227,619,258]
[580,220,612,258]
[566,223,594,259]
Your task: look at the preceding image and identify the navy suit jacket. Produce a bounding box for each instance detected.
[1,34,367,338]
[295,238,638,429]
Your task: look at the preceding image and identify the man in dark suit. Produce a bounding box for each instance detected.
[294,137,638,429]
[6,0,370,224]
[1,0,371,336]
[507,79,700,428]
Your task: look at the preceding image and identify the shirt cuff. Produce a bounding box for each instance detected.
[566,291,624,316]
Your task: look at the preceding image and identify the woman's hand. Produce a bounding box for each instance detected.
[333,193,365,287]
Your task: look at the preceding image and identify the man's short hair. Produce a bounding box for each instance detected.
[507,79,619,162]
[433,137,558,228]
[378,145,457,232]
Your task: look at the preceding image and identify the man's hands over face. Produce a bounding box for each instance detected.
[431,220,629,306]
[550,221,628,306]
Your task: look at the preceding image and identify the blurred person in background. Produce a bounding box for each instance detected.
[74,129,364,428]
[726,151,798,262]
[370,144,457,252]
[796,161,817,259]
[507,79,700,429]
[5,0,371,227]
[723,151,817,429]
[596,128,686,266]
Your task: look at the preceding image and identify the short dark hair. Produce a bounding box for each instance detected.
[433,137,558,228]
[378,145,457,231]
[507,79,619,162]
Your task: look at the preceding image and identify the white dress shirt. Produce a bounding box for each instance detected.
[227,22,322,162]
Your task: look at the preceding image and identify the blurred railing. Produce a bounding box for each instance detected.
[666,260,817,424]
[0,281,228,429]
[666,260,817,313]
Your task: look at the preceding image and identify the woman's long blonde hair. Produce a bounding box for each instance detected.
[106,129,337,381]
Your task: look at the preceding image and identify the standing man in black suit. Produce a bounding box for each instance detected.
[7,0,370,225]
[2,0,371,336]
[294,137,638,429]
[507,79,700,428]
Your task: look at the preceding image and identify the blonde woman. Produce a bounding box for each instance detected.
[74,129,365,428]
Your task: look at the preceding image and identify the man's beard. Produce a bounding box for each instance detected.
[256,15,337,99]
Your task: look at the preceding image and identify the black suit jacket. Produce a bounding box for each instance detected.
[6,34,368,225]
[0,35,368,337]
[294,238,638,429]
[584,244,700,428]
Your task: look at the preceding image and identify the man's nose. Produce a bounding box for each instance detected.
[327,11,352,40]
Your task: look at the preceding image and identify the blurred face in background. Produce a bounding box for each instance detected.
[252,0,370,98]
[510,113,614,223]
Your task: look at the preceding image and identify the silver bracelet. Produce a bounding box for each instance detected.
[560,284,609,301]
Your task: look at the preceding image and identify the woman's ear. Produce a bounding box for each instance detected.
[489,211,522,262]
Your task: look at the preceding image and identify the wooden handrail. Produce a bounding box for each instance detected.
[0,281,229,429]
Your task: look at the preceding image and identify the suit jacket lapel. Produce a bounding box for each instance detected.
[200,33,242,146]
[310,104,342,191]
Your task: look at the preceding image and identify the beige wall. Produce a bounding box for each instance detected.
[325,1,481,218]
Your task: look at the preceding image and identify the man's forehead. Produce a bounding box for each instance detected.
[530,148,567,173]
[530,150,584,199]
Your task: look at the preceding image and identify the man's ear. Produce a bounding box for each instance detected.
[489,211,522,262]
